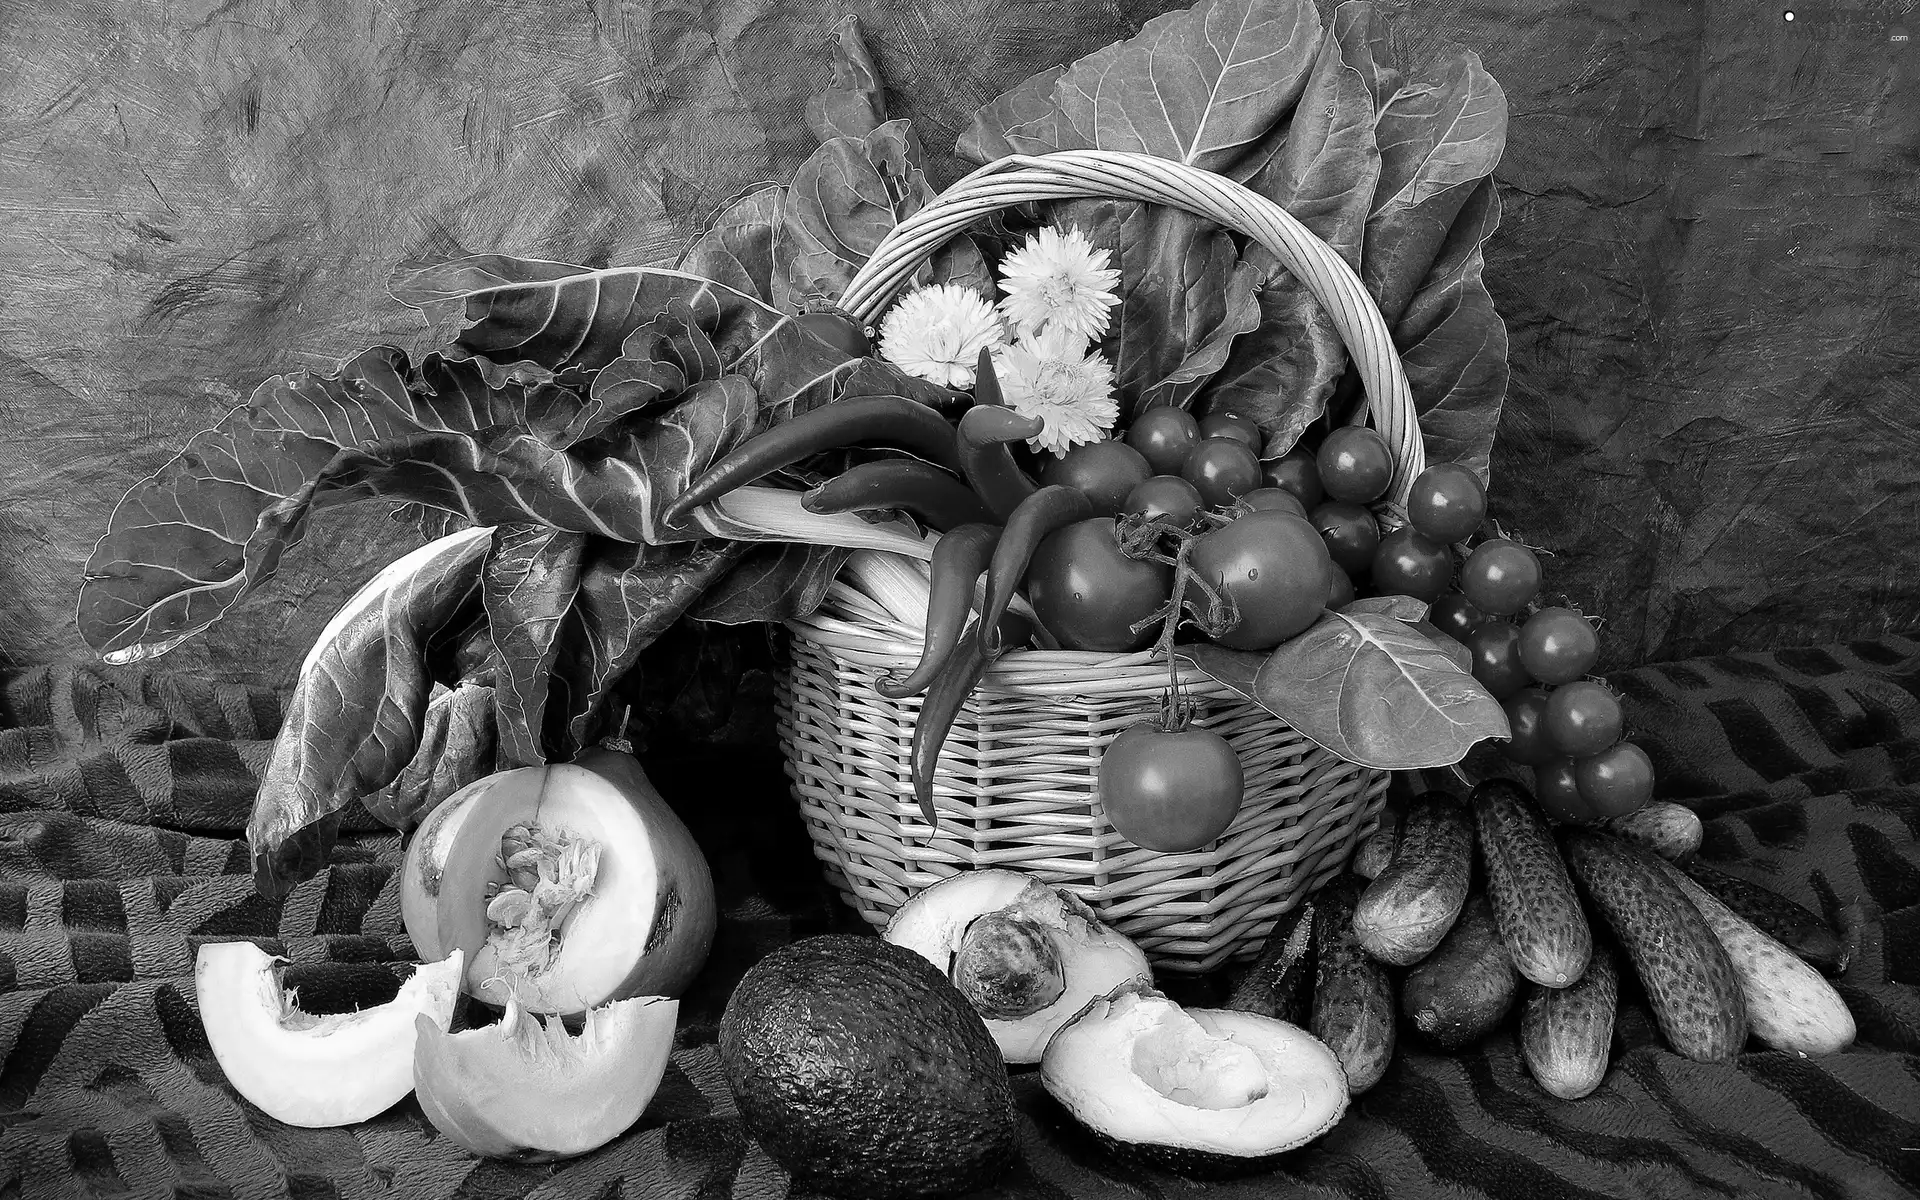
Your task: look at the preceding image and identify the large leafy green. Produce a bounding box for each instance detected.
[806,15,887,142]
[678,185,793,312]
[481,524,587,767]
[778,121,938,307]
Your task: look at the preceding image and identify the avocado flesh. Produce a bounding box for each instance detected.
[1041,990,1348,1179]
[719,935,1017,1200]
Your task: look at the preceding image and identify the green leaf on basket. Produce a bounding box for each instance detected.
[482,524,588,767]
[958,0,1324,175]
[778,120,936,307]
[1340,594,1428,621]
[692,542,854,625]
[1181,609,1509,769]
[678,185,794,312]
[806,15,887,142]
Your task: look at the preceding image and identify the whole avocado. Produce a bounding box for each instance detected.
[719,934,1019,1199]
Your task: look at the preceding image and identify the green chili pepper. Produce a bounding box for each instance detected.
[977,484,1094,653]
[661,395,962,527]
[911,611,1033,828]
[877,523,1002,701]
[800,459,995,532]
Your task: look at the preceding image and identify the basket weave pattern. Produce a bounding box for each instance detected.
[779,149,1419,972]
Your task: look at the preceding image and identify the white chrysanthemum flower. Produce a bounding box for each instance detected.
[996,225,1121,340]
[876,284,1005,389]
[990,326,1119,456]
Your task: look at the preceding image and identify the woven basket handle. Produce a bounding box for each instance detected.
[838,149,1424,508]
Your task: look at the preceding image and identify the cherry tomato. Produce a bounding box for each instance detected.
[1460,539,1542,616]
[1191,511,1334,650]
[1263,448,1325,510]
[1532,757,1594,823]
[1309,501,1380,575]
[1024,518,1173,652]
[1041,440,1153,518]
[1500,686,1559,766]
[1544,681,1623,757]
[795,311,872,358]
[1181,438,1264,508]
[1370,527,1453,602]
[1467,620,1531,699]
[1574,742,1656,819]
[1429,591,1486,644]
[1098,722,1245,852]
[1316,426,1394,504]
[1199,411,1263,451]
[1122,475,1205,531]
[1126,407,1202,476]
[1328,569,1356,610]
[1239,487,1309,518]
[1518,607,1599,686]
[1406,462,1488,543]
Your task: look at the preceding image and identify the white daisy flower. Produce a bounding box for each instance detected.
[996,225,1121,340]
[990,326,1119,456]
[876,283,1005,389]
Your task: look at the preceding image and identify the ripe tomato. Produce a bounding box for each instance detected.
[1024,518,1173,652]
[1369,527,1453,603]
[1199,411,1263,451]
[1532,757,1593,823]
[1574,742,1655,818]
[1459,539,1542,616]
[1238,487,1309,518]
[1309,501,1381,575]
[1181,438,1264,508]
[1429,591,1485,645]
[1327,569,1356,610]
[1315,426,1394,504]
[1263,448,1325,510]
[795,311,872,358]
[1500,686,1559,766]
[1406,462,1488,543]
[1466,620,1531,699]
[1098,722,1245,852]
[1518,607,1599,685]
[1544,681,1623,757]
[1041,440,1153,518]
[1126,407,1202,476]
[1121,475,1205,530]
[1190,511,1334,650]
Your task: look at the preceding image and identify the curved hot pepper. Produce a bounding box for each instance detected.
[978,485,1094,653]
[876,523,1001,701]
[661,396,963,527]
[911,610,1034,828]
[800,459,995,532]
[957,405,1043,522]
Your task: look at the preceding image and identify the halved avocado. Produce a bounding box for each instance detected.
[1040,986,1348,1179]
[885,869,1153,1063]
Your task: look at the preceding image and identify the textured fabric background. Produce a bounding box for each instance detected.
[2,0,1917,683]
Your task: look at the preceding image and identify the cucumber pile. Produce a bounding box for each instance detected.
[1230,779,1857,1101]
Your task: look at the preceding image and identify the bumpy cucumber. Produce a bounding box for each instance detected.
[1352,825,1398,881]
[1656,860,1855,1056]
[1520,939,1619,1100]
[1562,830,1747,1064]
[1473,779,1592,988]
[1352,792,1473,966]
[1679,859,1849,976]
[1401,894,1518,1050]
[1604,802,1703,861]
[1227,900,1315,1026]
[1311,876,1396,1095]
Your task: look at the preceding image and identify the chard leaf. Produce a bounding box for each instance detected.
[248,527,492,897]
[1341,595,1428,621]
[586,302,725,427]
[1362,43,1507,325]
[364,680,497,829]
[1182,609,1508,770]
[1199,266,1347,455]
[1394,177,1509,480]
[678,185,793,312]
[691,542,853,624]
[806,15,887,142]
[482,524,587,767]
[777,120,935,307]
[961,0,1324,174]
[544,539,747,756]
[1139,259,1263,410]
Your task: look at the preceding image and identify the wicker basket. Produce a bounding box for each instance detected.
[777,150,1426,973]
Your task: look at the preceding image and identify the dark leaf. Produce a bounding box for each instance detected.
[926,235,996,304]
[1340,594,1428,621]
[677,185,793,312]
[248,527,492,897]
[482,524,588,766]
[585,302,725,428]
[777,120,936,308]
[691,542,853,624]
[1140,259,1263,410]
[364,681,497,829]
[958,66,1074,163]
[1199,265,1347,455]
[1182,608,1508,769]
[806,15,887,142]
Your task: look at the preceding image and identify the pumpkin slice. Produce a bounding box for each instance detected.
[195,941,462,1128]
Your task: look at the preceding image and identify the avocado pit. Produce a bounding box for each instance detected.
[950,912,1066,1019]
